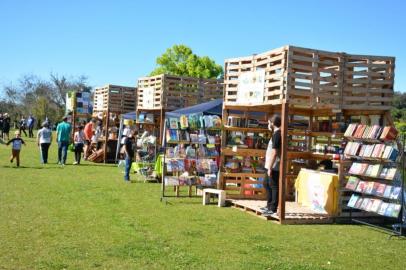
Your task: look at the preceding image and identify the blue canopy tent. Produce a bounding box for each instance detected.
[115,111,138,163]
[165,99,222,118]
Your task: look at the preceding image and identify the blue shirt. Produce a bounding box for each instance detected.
[56,122,71,142]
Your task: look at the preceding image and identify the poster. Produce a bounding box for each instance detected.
[142,87,155,109]
[236,70,265,105]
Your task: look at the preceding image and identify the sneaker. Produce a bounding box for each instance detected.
[259,207,269,212]
[57,161,62,165]
[73,162,78,165]
[10,158,13,163]
[262,210,276,216]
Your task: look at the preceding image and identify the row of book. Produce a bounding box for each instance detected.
[166,129,220,144]
[344,142,399,161]
[344,124,398,141]
[347,194,401,218]
[348,162,399,180]
[166,145,219,159]
[166,158,218,174]
[345,176,402,199]
[167,114,222,130]
[164,174,217,187]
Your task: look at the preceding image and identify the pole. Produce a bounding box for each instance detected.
[278,101,288,223]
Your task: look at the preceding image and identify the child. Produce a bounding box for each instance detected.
[6,131,26,167]
[73,125,86,165]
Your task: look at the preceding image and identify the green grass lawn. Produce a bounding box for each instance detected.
[0,134,405,270]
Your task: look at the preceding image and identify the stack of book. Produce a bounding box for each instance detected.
[379,167,399,180]
[344,142,361,156]
[361,125,382,140]
[350,179,401,199]
[348,162,369,175]
[381,145,399,161]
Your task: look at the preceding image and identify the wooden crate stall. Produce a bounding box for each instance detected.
[137,74,223,111]
[224,45,395,111]
[93,84,137,115]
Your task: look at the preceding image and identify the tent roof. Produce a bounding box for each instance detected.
[165,99,222,118]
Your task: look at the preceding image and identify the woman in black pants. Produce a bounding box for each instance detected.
[37,122,53,164]
[73,125,85,165]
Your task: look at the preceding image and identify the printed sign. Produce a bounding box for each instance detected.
[142,87,155,109]
[236,70,266,105]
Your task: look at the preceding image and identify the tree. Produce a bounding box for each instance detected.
[391,91,406,123]
[150,44,223,79]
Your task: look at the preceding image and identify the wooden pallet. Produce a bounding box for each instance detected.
[93,84,137,114]
[137,74,223,111]
[228,199,333,224]
[224,45,395,111]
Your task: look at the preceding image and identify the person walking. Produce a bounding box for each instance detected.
[73,125,85,165]
[27,115,35,138]
[123,131,135,182]
[37,121,53,164]
[19,117,27,137]
[56,116,72,165]
[6,131,26,167]
[2,113,11,141]
[0,113,4,139]
[262,115,282,216]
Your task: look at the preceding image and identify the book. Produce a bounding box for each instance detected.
[383,185,393,198]
[345,176,360,190]
[390,187,402,200]
[380,126,398,141]
[384,203,395,217]
[377,202,389,216]
[344,124,358,137]
[347,194,360,208]
[371,182,381,195]
[385,168,398,180]
[354,198,364,209]
[364,181,375,195]
[355,181,368,193]
[370,164,382,178]
[360,198,370,210]
[375,183,386,197]
[169,118,179,129]
[370,199,382,213]
[365,199,375,212]
[391,204,402,218]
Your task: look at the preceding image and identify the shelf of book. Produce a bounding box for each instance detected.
[221,148,267,157]
[223,126,270,133]
[341,123,405,235]
[161,115,222,199]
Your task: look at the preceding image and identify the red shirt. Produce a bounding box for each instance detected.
[84,122,94,140]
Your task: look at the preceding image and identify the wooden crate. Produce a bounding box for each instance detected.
[137,74,223,111]
[224,45,395,111]
[93,84,137,114]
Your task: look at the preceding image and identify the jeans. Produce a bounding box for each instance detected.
[40,143,50,163]
[58,141,69,164]
[74,143,84,164]
[124,155,133,181]
[28,126,34,138]
[264,170,280,212]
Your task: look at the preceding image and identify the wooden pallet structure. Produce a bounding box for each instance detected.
[93,84,137,162]
[137,74,223,143]
[220,45,396,224]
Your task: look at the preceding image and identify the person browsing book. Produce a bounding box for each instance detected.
[262,115,281,216]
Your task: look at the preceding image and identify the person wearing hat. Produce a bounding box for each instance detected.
[56,116,72,165]
[2,113,11,140]
[37,121,53,164]
[6,130,26,167]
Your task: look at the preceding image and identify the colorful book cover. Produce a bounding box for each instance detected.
[355,181,368,193]
[383,185,393,198]
[370,199,382,213]
[391,204,402,218]
[169,118,179,129]
[347,194,360,208]
[364,181,375,194]
[390,187,401,200]
[365,199,375,212]
[345,176,360,190]
[371,182,381,195]
[384,203,395,217]
[360,198,370,210]
[378,202,389,216]
[354,198,364,209]
[375,183,386,197]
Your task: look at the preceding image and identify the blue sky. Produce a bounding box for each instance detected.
[1,0,405,92]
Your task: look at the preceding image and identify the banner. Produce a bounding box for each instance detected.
[236,70,266,105]
[142,87,155,109]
